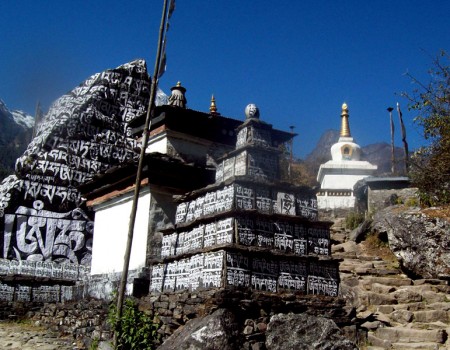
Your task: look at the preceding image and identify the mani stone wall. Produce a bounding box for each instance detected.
[0,257,90,307]
[0,266,146,319]
[149,178,339,297]
[149,107,340,299]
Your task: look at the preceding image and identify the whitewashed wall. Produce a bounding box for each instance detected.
[146,132,168,154]
[320,173,370,190]
[90,190,151,275]
[317,195,355,210]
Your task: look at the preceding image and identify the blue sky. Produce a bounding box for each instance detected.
[1,1,449,158]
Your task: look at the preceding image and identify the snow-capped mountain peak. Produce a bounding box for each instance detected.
[11,110,35,129]
[0,99,34,130]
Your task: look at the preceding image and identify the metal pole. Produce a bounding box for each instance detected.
[387,107,395,174]
[114,0,169,347]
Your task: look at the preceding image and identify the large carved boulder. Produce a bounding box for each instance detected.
[0,60,166,266]
[372,206,450,279]
[265,313,358,350]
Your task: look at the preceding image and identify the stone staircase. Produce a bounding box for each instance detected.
[331,223,450,350]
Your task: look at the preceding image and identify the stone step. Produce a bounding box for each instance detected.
[361,276,413,288]
[361,291,397,306]
[391,342,440,349]
[355,268,402,277]
[377,305,395,314]
[339,264,401,278]
[391,288,424,303]
[394,302,427,312]
[427,302,450,312]
[391,284,450,296]
[374,327,446,344]
[361,255,385,261]
[421,291,450,303]
[369,268,403,276]
[410,321,450,331]
[413,310,449,323]
[370,306,450,326]
[334,252,358,259]
[413,279,449,286]
[389,309,413,324]
[371,283,396,294]
[331,232,347,243]
[367,332,391,349]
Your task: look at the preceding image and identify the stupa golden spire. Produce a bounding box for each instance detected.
[209,94,218,114]
[340,102,351,137]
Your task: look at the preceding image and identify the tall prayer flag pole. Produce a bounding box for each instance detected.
[396,102,409,173]
[114,0,174,346]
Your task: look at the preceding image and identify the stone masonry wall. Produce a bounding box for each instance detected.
[368,187,418,213]
[0,298,110,347]
[141,288,353,345]
[33,299,110,343]
[1,288,354,347]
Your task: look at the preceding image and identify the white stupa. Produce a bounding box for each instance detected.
[316,103,377,210]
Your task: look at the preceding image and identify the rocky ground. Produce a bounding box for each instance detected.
[1,213,449,349]
[332,217,450,350]
[0,320,75,350]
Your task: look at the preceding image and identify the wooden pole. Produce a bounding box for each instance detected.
[114,0,169,347]
[397,102,409,174]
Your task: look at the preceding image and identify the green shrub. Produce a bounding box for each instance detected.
[89,338,99,350]
[108,298,160,350]
[405,196,419,207]
[345,211,365,230]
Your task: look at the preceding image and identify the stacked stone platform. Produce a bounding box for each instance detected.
[149,105,341,298]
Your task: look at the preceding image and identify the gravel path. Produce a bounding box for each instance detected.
[0,320,75,350]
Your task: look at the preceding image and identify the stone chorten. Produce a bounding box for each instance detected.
[168,81,187,108]
[149,104,340,297]
[316,103,377,210]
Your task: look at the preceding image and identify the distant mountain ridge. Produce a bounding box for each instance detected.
[304,129,407,177]
[0,104,406,183]
[0,100,34,179]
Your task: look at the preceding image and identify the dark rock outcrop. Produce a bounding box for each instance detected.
[157,308,240,350]
[157,308,357,350]
[372,206,450,279]
[265,313,358,350]
[349,219,372,242]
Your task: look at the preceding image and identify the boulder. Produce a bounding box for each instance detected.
[157,308,240,350]
[265,313,358,350]
[349,219,372,242]
[372,206,450,279]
